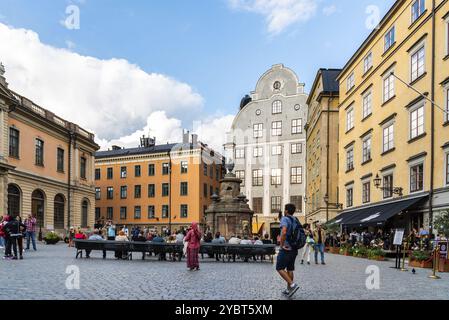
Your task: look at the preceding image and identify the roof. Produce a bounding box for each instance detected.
[306,68,341,105]
[95,142,216,159]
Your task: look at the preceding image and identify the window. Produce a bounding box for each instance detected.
[107,187,114,199]
[362,91,372,119]
[364,52,373,73]
[204,164,208,176]
[271,196,282,213]
[253,198,263,214]
[120,186,127,199]
[180,205,188,218]
[383,72,395,102]
[252,169,263,186]
[162,163,170,175]
[271,145,282,156]
[120,166,127,179]
[410,163,424,192]
[180,182,188,196]
[346,187,354,208]
[253,123,263,138]
[383,123,395,153]
[235,148,245,159]
[271,121,282,136]
[291,167,302,184]
[216,167,220,181]
[210,185,214,197]
[9,128,20,158]
[35,139,44,166]
[145,206,154,219]
[210,165,214,177]
[181,161,188,174]
[162,183,169,197]
[347,72,355,91]
[135,165,141,177]
[362,136,372,163]
[411,0,425,23]
[57,148,65,173]
[410,104,425,139]
[134,185,141,198]
[148,164,155,176]
[291,143,302,154]
[134,206,141,219]
[362,182,371,203]
[384,26,395,52]
[162,205,169,219]
[203,183,208,198]
[346,107,354,131]
[291,119,302,134]
[446,87,449,123]
[253,146,263,158]
[95,187,101,200]
[120,207,127,220]
[236,170,245,187]
[346,147,354,171]
[95,168,100,180]
[446,153,449,185]
[383,174,394,198]
[446,19,449,56]
[148,184,155,198]
[107,207,113,220]
[80,157,87,179]
[290,196,303,213]
[107,168,113,179]
[271,169,282,186]
[411,46,425,82]
[272,100,282,114]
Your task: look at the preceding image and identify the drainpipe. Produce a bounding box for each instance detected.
[326,94,334,223]
[67,132,74,230]
[429,0,436,232]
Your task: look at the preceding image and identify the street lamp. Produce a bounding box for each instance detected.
[373,174,403,197]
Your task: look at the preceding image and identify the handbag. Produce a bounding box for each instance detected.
[183,241,188,256]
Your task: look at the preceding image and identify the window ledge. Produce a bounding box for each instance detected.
[444,55,449,61]
[409,10,428,30]
[381,95,396,107]
[444,121,449,127]
[58,170,65,174]
[362,66,373,79]
[382,42,396,57]
[410,72,427,86]
[361,159,373,166]
[408,132,427,144]
[345,127,355,135]
[35,164,45,168]
[381,148,396,156]
[345,168,355,174]
[362,113,373,122]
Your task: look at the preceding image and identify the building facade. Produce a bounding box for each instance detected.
[0,64,99,233]
[224,64,308,238]
[335,0,449,232]
[94,133,224,233]
[305,69,341,224]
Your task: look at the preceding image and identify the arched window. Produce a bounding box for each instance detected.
[272,100,282,114]
[32,190,45,227]
[81,200,89,228]
[7,184,21,217]
[54,195,65,230]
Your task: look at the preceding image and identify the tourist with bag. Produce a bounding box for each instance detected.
[184,222,202,271]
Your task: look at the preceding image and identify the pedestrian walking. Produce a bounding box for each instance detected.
[300,224,313,265]
[24,214,37,251]
[313,223,326,265]
[184,222,202,271]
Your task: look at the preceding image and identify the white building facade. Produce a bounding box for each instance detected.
[224,64,308,239]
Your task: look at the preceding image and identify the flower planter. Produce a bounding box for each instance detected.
[409,259,433,269]
[44,238,60,245]
[438,259,449,272]
[329,247,340,254]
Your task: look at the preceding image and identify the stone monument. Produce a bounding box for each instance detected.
[204,161,254,239]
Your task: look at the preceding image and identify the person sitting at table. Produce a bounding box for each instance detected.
[211,232,225,261]
[152,234,167,261]
[114,231,129,260]
[86,229,106,259]
[133,231,147,260]
[75,228,86,240]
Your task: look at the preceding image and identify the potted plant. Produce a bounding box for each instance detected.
[339,243,351,256]
[368,248,386,261]
[43,231,61,245]
[434,210,449,272]
[353,245,368,258]
[409,250,433,269]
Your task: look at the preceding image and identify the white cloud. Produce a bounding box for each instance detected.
[228,0,318,35]
[0,22,233,153]
[322,4,337,16]
[0,22,203,140]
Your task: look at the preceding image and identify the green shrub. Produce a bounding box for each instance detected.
[44,232,61,243]
[410,250,431,262]
[368,248,386,259]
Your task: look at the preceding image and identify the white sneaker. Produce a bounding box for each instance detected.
[288,283,300,297]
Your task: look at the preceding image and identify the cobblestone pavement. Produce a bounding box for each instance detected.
[1,243,448,300]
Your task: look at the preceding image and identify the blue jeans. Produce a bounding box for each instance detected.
[314,243,325,263]
[26,231,37,250]
[0,236,5,247]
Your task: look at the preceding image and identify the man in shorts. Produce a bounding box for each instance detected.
[276,203,300,297]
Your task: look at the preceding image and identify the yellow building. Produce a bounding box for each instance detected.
[0,64,99,233]
[94,133,224,233]
[305,69,342,224]
[334,0,449,233]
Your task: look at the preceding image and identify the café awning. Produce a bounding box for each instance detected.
[331,196,427,228]
[252,222,265,235]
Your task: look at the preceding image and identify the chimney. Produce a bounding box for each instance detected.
[0,63,8,87]
[191,134,198,145]
[183,130,190,144]
[112,145,121,151]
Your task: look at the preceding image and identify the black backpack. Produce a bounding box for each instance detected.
[286,216,306,250]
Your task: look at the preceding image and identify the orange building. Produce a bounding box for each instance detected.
[94,133,224,233]
[0,64,99,233]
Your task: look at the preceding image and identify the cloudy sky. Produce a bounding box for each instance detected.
[0,0,393,152]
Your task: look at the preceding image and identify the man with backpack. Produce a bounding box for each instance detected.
[276,204,306,298]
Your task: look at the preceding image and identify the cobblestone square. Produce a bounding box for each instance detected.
[2,243,449,300]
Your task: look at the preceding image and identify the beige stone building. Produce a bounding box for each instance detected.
[305,69,341,224]
[0,64,99,234]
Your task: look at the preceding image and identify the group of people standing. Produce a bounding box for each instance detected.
[0,214,37,260]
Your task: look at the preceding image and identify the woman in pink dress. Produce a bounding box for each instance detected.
[184,222,202,271]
